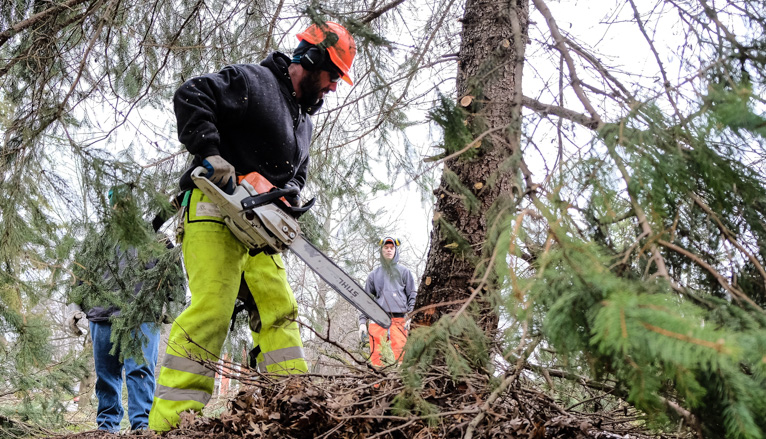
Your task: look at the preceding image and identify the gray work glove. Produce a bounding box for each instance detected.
[358,323,369,344]
[65,303,87,336]
[404,316,411,331]
[283,180,301,207]
[202,155,236,194]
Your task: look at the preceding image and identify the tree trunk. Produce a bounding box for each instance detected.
[415,0,529,332]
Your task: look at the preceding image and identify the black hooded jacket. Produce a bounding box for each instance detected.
[175,52,322,191]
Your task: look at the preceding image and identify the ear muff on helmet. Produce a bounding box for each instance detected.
[300,30,340,72]
[299,45,327,71]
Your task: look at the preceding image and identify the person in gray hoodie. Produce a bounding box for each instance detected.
[359,237,417,366]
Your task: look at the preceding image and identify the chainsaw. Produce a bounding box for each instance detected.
[190,167,391,329]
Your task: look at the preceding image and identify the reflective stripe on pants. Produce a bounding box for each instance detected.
[256,346,307,373]
[149,189,307,432]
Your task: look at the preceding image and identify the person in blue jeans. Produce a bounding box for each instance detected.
[85,319,160,432]
[65,186,180,433]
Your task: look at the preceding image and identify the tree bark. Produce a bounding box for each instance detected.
[415,0,529,332]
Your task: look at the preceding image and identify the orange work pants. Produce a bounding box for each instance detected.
[368,317,408,366]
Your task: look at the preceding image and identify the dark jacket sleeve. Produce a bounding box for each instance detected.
[288,155,309,190]
[173,65,250,159]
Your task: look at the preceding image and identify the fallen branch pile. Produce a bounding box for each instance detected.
[155,364,669,439]
[49,353,692,439]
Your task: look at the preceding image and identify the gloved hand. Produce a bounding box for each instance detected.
[282,180,301,207]
[358,323,368,344]
[65,303,87,336]
[404,317,411,331]
[202,155,236,194]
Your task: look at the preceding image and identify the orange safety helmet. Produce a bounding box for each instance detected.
[297,22,356,85]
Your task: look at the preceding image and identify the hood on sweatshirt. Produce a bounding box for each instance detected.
[379,236,401,266]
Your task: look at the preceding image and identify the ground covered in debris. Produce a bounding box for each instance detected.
[45,364,680,439]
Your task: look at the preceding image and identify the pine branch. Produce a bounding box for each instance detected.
[626,0,682,120]
[360,0,406,24]
[0,0,91,49]
[698,0,742,50]
[561,37,638,105]
[604,129,671,280]
[690,192,766,287]
[522,96,599,129]
[532,0,604,127]
[639,322,729,353]
[525,364,703,437]
[464,335,540,439]
[657,239,764,312]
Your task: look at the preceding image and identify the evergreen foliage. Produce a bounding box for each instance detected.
[509,75,766,437]
[398,3,766,437]
[68,192,186,361]
[397,313,490,416]
[5,1,766,438]
[428,94,475,159]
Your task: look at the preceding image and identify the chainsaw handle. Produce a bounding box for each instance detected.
[242,190,315,219]
[192,166,313,218]
[241,188,295,210]
[191,165,213,180]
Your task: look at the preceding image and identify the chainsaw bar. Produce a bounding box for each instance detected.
[289,236,391,328]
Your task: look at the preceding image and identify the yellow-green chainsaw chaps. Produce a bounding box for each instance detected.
[148,189,307,432]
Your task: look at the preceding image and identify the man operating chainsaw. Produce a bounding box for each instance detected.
[149,21,356,431]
